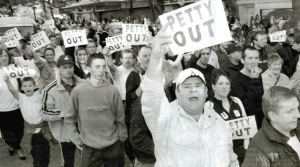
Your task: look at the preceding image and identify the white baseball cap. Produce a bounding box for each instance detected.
[175,68,206,87]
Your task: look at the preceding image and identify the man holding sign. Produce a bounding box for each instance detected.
[243,86,300,167]
[140,23,238,166]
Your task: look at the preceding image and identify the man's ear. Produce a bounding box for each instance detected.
[120,58,123,64]
[87,66,91,73]
[241,58,245,64]
[268,111,277,122]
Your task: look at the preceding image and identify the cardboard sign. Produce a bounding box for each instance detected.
[111,22,123,29]
[61,30,88,48]
[5,27,22,41]
[159,0,232,55]
[122,24,149,45]
[226,116,258,140]
[42,20,56,30]
[0,36,19,48]
[269,30,286,42]
[3,67,37,79]
[31,31,51,51]
[106,35,131,54]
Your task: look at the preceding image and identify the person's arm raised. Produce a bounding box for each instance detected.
[3,74,19,100]
[146,23,172,83]
[103,46,117,73]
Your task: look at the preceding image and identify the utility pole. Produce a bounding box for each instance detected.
[292,0,300,28]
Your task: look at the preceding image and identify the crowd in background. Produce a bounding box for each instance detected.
[0,8,300,167]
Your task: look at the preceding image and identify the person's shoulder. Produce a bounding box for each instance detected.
[231,71,242,80]
[207,64,215,70]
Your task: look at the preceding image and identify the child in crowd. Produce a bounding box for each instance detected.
[4,75,50,167]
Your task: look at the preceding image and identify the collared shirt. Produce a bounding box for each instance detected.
[140,75,239,167]
[61,78,76,94]
[261,69,290,93]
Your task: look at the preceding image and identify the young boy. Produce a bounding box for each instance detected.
[4,76,50,167]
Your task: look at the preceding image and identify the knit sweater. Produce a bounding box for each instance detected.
[65,80,127,149]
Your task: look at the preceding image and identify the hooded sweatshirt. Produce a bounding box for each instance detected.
[65,79,127,149]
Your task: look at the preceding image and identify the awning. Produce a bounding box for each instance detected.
[63,0,127,9]
[0,17,36,27]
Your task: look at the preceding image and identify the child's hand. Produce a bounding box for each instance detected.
[3,74,9,81]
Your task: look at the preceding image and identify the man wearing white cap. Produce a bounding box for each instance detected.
[140,24,239,167]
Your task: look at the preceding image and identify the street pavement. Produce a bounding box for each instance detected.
[0,141,132,167]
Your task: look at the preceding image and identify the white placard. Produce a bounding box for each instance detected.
[226,116,258,140]
[269,30,286,42]
[3,28,22,46]
[159,0,232,55]
[31,31,51,51]
[0,36,19,48]
[122,24,149,45]
[61,30,88,48]
[106,35,131,54]
[3,67,37,79]
[111,22,123,29]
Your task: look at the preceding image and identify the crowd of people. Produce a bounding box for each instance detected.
[0,9,300,167]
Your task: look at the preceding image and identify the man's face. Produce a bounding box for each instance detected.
[121,53,134,68]
[50,37,57,46]
[23,45,33,58]
[242,49,260,72]
[252,26,257,32]
[176,77,207,114]
[231,51,242,62]
[59,64,74,79]
[199,48,211,65]
[113,29,121,36]
[45,50,55,63]
[21,81,35,96]
[87,42,96,55]
[269,60,282,76]
[137,47,151,70]
[89,59,107,80]
[76,50,88,64]
[287,37,295,44]
[254,34,268,49]
[271,97,300,133]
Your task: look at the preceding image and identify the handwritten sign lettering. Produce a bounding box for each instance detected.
[3,67,37,79]
[62,30,88,48]
[122,24,149,45]
[269,30,286,42]
[159,0,231,54]
[226,116,258,140]
[106,35,131,54]
[31,31,51,51]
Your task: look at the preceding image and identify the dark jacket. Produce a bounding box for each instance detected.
[129,96,156,164]
[231,72,264,129]
[129,89,172,164]
[125,66,145,123]
[220,60,243,80]
[242,118,300,167]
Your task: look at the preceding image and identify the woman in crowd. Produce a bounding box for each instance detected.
[0,48,25,159]
[206,69,247,165]
[262,53,300,93]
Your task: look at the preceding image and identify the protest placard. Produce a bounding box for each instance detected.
[122,24,149,45]
[61,30,88,48]
[269,30,287,42]
[3,67,36,79]
[31,31,51,51]
[111,22,123,29]
[159,0,232,55]
[226,116,258,140]
[0,36,19,48]
[106,35,131,54]
[3,28,22,46]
